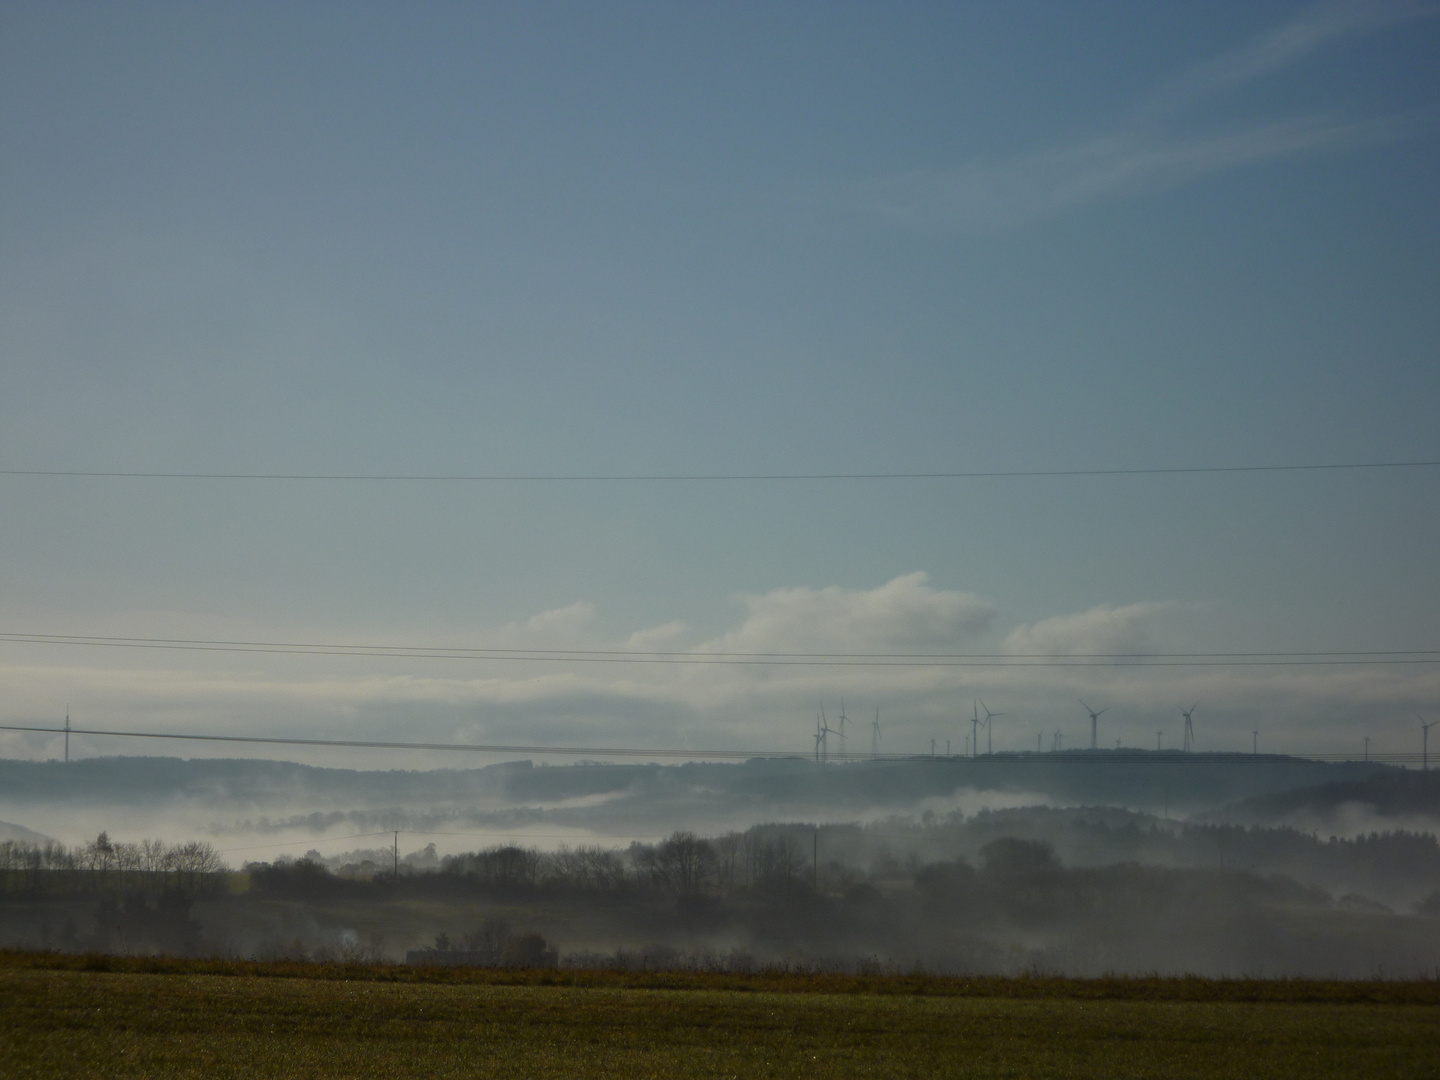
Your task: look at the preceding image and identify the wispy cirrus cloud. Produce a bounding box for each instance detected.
[1136,0,1433,120]
[869,115,1416,233]
[858,1,1434,232]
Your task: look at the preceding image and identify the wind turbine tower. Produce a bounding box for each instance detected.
[837,701,849,759]
[64,707,70,764]
[1181,703,1197,753]
[817,705,838,763]
[1080,700,1106,750]
[871,709,881,757]
[1421,715,1438,772]
[980,702,1005,755]
[970,700,981,759]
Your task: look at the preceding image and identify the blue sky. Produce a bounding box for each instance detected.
[1,1,1437,765]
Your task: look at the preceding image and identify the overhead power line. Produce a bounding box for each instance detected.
[0,723,773,760]
[0,722,1426,765]
[0,632,1435,667]
[0,460,1437,482]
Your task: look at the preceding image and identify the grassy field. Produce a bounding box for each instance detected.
[2,955,1437,1079]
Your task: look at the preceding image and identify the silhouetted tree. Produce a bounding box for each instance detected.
[645,832,717,896]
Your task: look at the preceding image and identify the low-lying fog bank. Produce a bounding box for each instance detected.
[4,806,1439,979]
[0,753,1423,859]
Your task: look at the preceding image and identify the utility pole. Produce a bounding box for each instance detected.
[813,827,818,892]
[1421,717,1437,772]
[64,707,70,763]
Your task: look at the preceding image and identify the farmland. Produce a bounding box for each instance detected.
[2,955,1437,1079]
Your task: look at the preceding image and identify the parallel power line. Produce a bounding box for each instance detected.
[1,459,1437,482]
[0,633,1435,667]
[0,722,1427,765]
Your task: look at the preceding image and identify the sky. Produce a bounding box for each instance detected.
[1,0,1438,767]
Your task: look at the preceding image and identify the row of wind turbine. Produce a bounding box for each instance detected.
[814,701,884,761]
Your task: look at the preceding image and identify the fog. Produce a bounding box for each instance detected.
[3,753,1439,977]
[0,751,1407,852]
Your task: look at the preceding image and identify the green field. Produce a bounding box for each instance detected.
[2,956,1437,1079]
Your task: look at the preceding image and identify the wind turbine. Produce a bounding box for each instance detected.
[1421,715,1438,772]
[817,705,838,763]
[979,702,1005,755]
[1181,703,1197,753]
[971,700,981,759]
[1080,700,1106,750]
[836,700,850,759]
[871,708,881,757]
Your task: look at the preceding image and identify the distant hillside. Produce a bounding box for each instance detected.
[0,756,525,806]
[1202,771,1440,831]
[0,820,54,845]
[0,753,1400,835]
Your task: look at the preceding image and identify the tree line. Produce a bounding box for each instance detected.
[252,827,811,901]
[0,834,226,896]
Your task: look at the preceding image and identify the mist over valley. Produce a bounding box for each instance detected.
[4,752,1439,978]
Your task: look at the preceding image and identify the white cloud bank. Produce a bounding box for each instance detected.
[1003,602,1168,657]
[701,572,996,655]
[0,573,1436,764]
